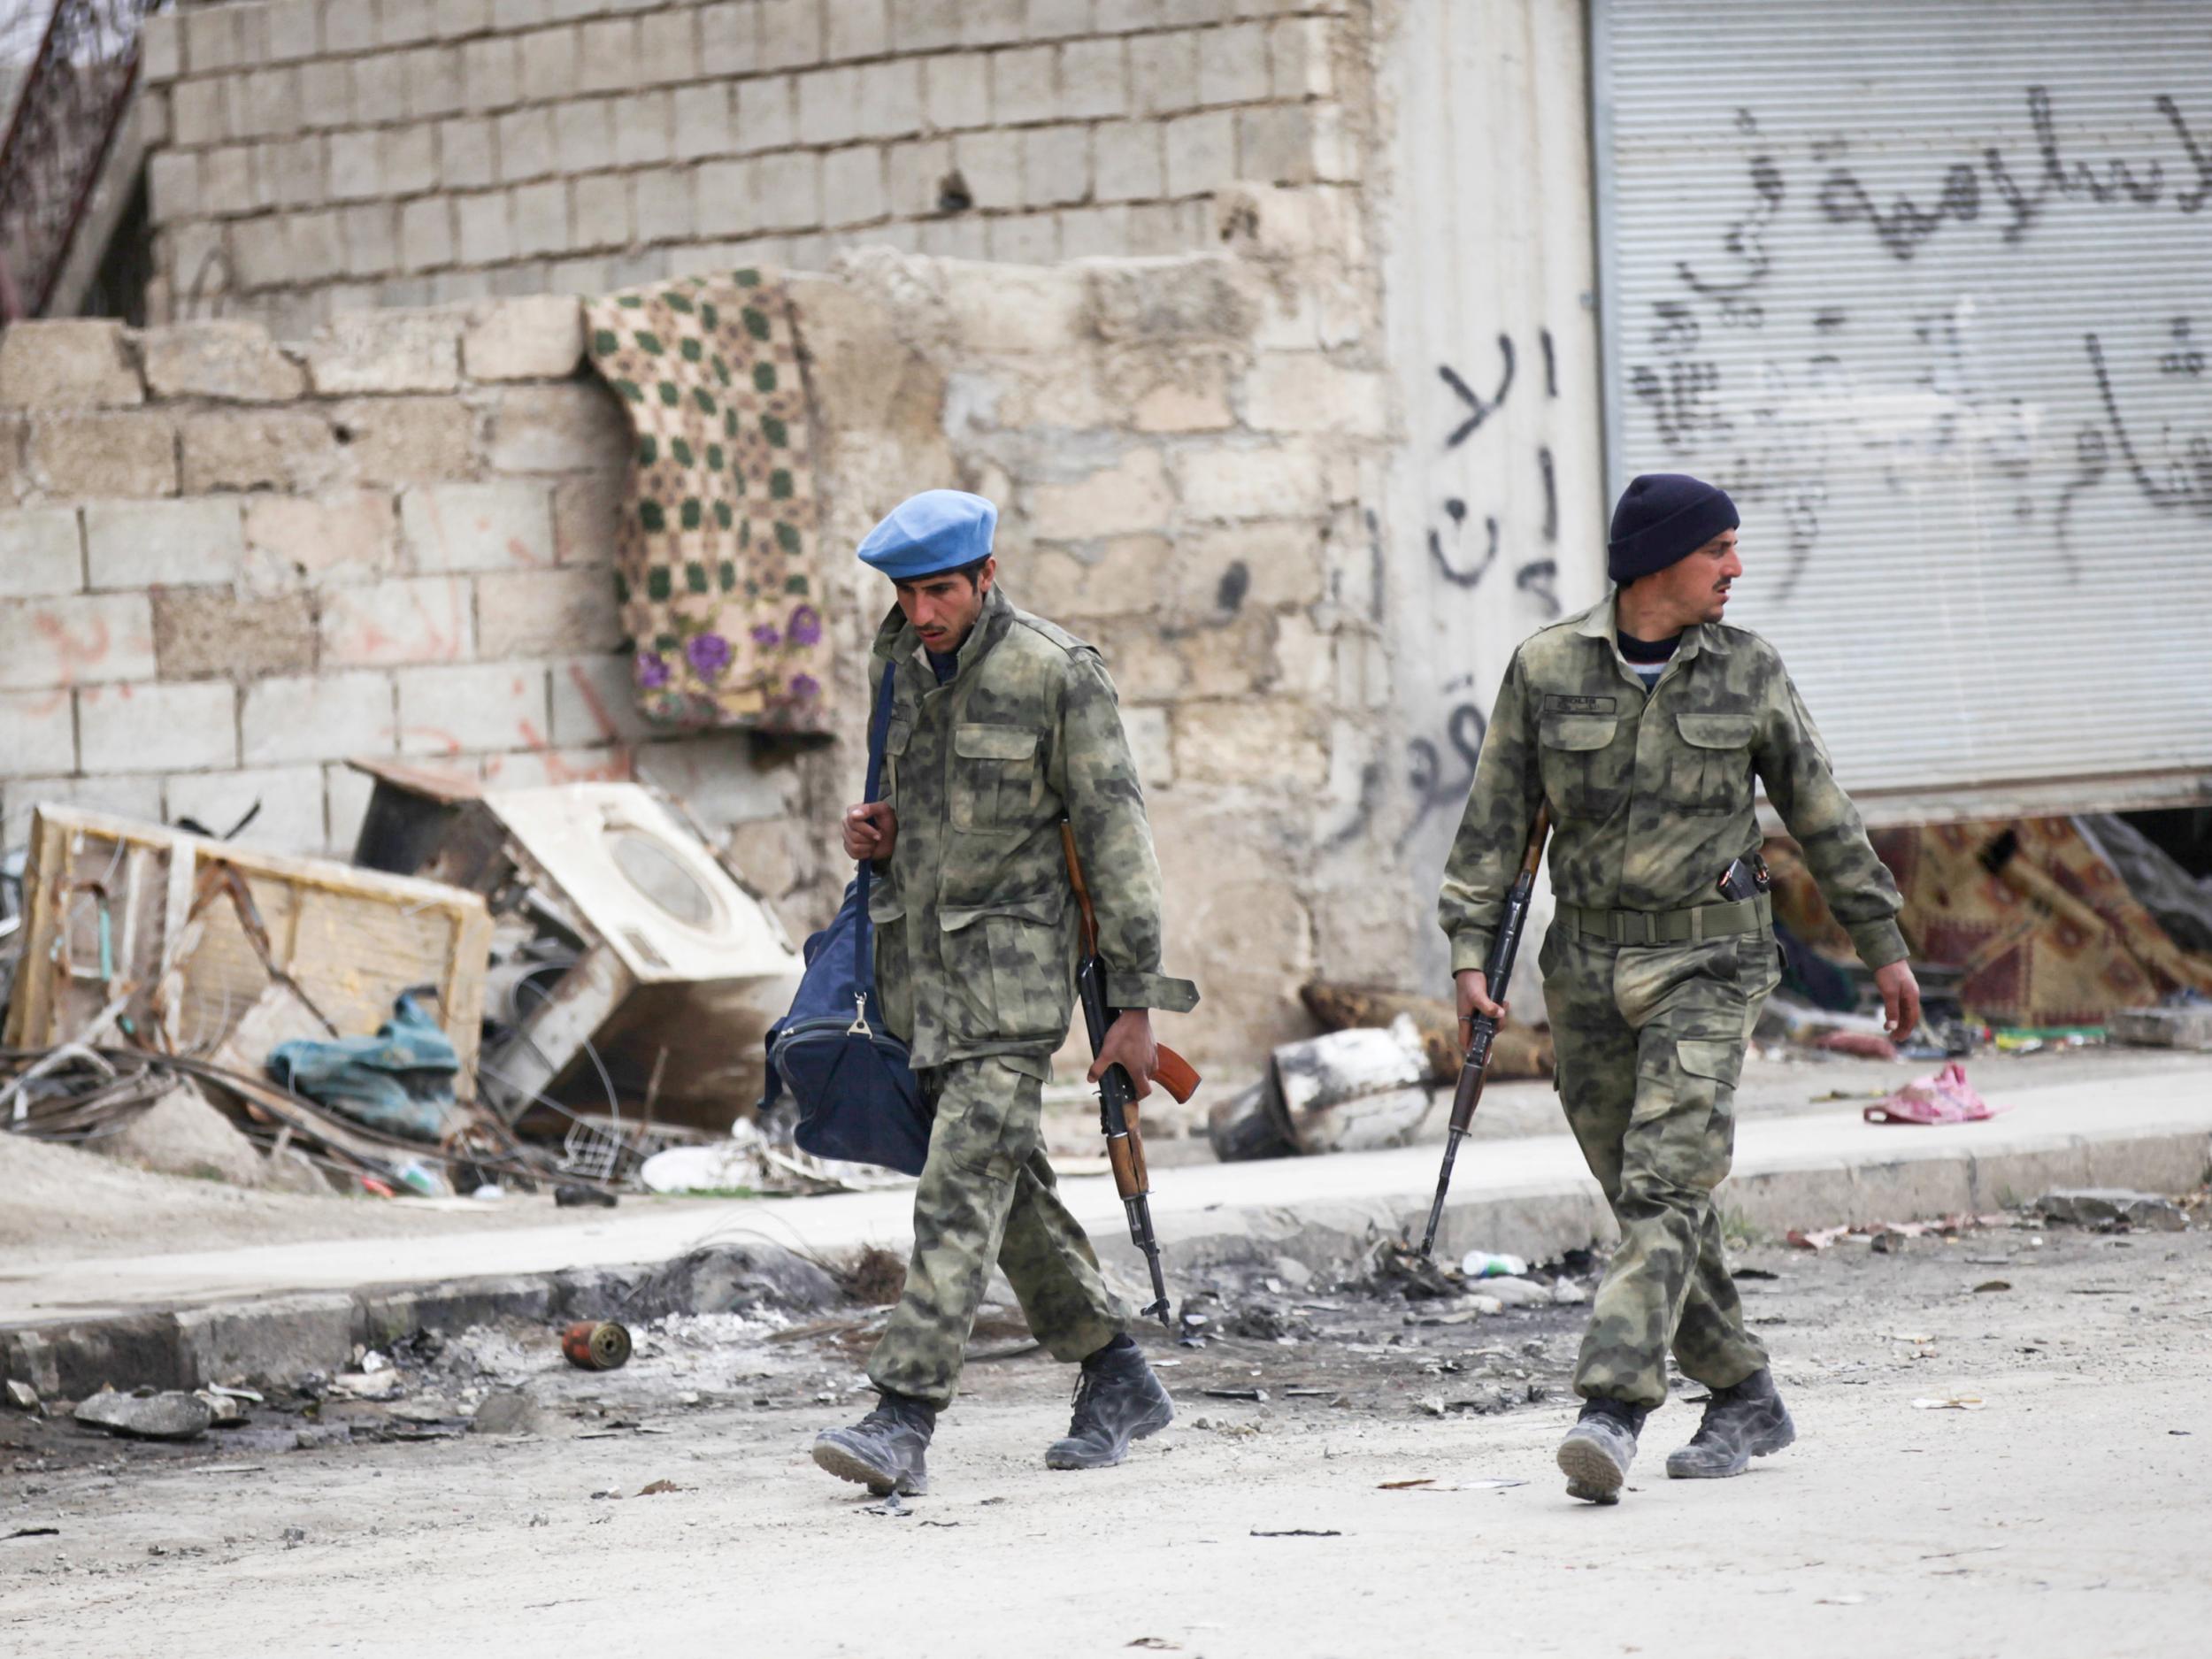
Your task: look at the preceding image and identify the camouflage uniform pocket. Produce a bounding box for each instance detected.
[1671,712,1756,814]
[1538,712,1621,818]
[950,724,1042,831]
[1536,924,1562,980]
[1675,1036,1744,1091]
[880,718,910,796]
[939,889,1071,1042]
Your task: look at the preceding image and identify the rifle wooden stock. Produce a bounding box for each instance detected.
[1107,1113,1148,1197]
[1152,1045,1199,1104]
[1062,820,1179,1323]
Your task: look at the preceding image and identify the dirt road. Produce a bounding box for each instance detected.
[6,1215,2210,1658]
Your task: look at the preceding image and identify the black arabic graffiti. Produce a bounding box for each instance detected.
[1426,497,1497,588]
[2055,326,2212,572]
[2086,330,2212,513]
[1426,331,1563,607]
[1401,700,1487,853]
[1440,337,1515,447]
[1679,152,1785,323]
[1632,91,2212,596]
[1410,327,1568,839]
[1818,87,2212,261]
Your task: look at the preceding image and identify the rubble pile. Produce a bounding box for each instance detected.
[0,777,817,1203]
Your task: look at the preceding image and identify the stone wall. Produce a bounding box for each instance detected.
[0,296,803,866]
[0,198,1408,1070]
[791,191,1404,1062]
[139,0,1370,340]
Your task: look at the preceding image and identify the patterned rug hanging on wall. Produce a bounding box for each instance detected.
[583,269,833,736]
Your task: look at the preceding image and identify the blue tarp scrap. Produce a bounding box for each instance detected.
[266,993,462,1143]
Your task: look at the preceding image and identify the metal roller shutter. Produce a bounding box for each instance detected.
[1592,0,2212,820]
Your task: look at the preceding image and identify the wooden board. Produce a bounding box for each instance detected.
[4,806,492,1094]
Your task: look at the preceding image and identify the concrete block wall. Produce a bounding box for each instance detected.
[139,0,1369,339]
[0,301,807,864]
[0,211,1407,1069]
[793,220,1406,1063]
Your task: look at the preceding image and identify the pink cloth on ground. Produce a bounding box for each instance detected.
[1863,1063,2005,1125]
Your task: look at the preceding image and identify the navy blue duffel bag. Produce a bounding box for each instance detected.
[759,663,933,1175]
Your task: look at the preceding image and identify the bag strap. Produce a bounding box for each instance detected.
[852,657,900,993]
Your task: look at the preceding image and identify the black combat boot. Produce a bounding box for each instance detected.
[1044,1339,1174,1470]
[811,1392,936,1495]
[1555,1396,1648,1505]
[1664,1367,1795,1479]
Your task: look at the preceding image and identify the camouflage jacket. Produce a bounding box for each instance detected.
[867,583,1198,1077]
[1438,596,1907,972]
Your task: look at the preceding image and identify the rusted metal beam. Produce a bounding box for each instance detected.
[0,0,164,319]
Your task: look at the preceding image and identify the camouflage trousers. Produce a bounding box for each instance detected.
[867,1056,1126,1409]
[1538,926,1781,1410]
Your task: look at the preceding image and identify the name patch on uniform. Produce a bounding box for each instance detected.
[1544,695,1617,715]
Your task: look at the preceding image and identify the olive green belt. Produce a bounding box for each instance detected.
[1556,892,1771,947]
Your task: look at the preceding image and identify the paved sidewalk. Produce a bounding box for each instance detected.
[11,1060,2208,1329]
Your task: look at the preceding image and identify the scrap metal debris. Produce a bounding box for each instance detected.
[562,1321,634,1372]
[1209,987,1555,1165]
[460,784,803,1138]
[2108,1000,2212,1052]
[1786,1215,2007,1251]
[1298,982,1552,1082]
[5,805,489,1086]
[2,1041,584,1200]
[0,785,818,1200]
[2034,1189,2190,1232]
[638,1118,914,1196]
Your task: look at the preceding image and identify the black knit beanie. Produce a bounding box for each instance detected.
[1607,473,1739,585]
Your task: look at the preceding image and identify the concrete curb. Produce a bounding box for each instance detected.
[1115,1125,2212,1281]
[8,1117,2206,1401]
[1,1247,839,1402]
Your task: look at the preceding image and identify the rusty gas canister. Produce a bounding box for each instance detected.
[562,1320,632,1371]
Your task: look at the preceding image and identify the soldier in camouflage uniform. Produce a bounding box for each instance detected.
[1438,473,1920,1505]
[811,489,1198,1497]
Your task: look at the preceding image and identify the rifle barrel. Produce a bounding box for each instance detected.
[1417,804,1553,1260]
[1418,1128,1463,1256]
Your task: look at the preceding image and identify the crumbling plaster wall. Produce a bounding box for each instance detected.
[0,195,1411,1070]
[138,0,1371,342]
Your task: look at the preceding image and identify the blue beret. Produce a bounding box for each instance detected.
[856,489,997,580]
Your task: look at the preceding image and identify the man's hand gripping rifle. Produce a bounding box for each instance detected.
[1061,824,1200,1326]
[1419,803,1553,1258]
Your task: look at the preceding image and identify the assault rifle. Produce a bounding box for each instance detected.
[1419,803,1553,1258]
[1062,824,1201,1326]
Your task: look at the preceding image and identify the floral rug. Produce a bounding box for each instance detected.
[583,269,831,735]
